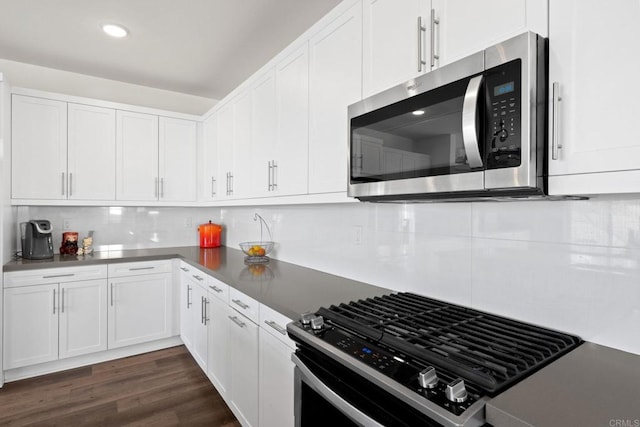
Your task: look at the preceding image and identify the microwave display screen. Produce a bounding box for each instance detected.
[493,81,515,96]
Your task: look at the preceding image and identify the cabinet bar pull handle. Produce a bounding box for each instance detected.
[61,288,65,313]
[160,178,164,198]
[180,267,189,272]
[110,283,114,306]
[53,289,56,314]
[552,82,562,160]
[264,320,287,335]
[418,17,427,72]
[229,315,246,328]
[204,298,209,325]
[201,296,205,324]
[268,161,272,191]
[211,177,216,197]
[229,173,234,195]
[129,266,155,271]
[272,161,278,190]
[209,285,223,293]
[69,173,73,197]
[231,299,249,310]
[430,9,440,68]
[61,172,66,196]
[187,285,192,308]
[42,273,75,279]
[192,275,204,281]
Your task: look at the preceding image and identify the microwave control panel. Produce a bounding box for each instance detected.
[486,59,522,169]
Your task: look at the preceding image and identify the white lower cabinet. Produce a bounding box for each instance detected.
[191,280,209,371]
[207,279,231,397]
[259,306,295,427]
[179,267,195,351]
[3,265,109,370]
[108,272,172,349]
[228,307,259,427]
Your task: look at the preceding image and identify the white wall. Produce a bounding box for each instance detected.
[20,196,640,356]
[0,59,216,115]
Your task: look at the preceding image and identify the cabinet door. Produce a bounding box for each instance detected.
[108,273,172,349]
[116,110,159,201]
[228,311,259,427]
[191,283,209,371]
[251,70,277,198]
[179,272,195,351]
[548,0,640,193]
[363,0,431,97]
[308,1,363,194]
[207,294,232,397]
[233,91,252,199]
[259,327,295,427]
[276,43,310,196]
[59,279,108,359]
[201,113,219,201]
[3,284,58,369]
[216,100,235,200]
[432,0,548,67]
[11,95,67,200]
[67,103,116,200]
[159,117,197,201]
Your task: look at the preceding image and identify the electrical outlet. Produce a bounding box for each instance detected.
[185,217,192,228]
[63,219,71,230]
[354,225,363,245]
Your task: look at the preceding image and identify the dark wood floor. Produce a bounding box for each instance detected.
[0,345,241,427]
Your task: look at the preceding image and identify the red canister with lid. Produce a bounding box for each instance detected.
[198,221,221,248]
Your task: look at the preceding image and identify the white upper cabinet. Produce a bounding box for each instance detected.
[201,113,219,201]
[547,0,640,195]
[116,110,159,201]
[250,69,277,198]
[11,95,67,200]
[67,103,116,200]
[275,43,310,196]
[159,117,197,202]
[363,0,431,97]
[216,99,235,201]
[432,0,548,67]
[308,1,363,194]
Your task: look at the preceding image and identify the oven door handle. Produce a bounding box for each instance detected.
[292,354,385,427]
[461,74,484,169]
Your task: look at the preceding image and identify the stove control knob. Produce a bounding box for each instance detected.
[445,379,468,403]
[310,315,325,330]
[418,366,438,389]
[300,312,315,326]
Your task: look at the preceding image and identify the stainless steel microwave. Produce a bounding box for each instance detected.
[348,32,547,201]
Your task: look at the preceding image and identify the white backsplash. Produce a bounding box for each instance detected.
[18,196,640,355]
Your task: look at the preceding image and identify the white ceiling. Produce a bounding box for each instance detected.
[0,0,342,101]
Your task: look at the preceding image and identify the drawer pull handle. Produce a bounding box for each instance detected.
[43,273,75,279]
[129,266,155,271]
[192,275,204,281]
[231,299,249,310]
[209,285,223,293]
[180,267,189,272]
[229,315,246,328]
[264,320,287,335]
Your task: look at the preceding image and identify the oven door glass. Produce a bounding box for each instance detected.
[350,74,485,184]
[294,350,441,427]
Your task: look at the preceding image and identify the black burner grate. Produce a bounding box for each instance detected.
[317,292,581,393]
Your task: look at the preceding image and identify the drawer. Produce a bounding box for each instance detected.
[207,276,229,304]
[259,303,295,349]
[229,288,259,324]
[108,260,172,277]
[4,264,108,287]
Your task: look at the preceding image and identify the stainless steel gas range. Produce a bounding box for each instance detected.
[287,292,582,427]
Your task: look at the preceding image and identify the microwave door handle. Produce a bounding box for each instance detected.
[462,75,484,169]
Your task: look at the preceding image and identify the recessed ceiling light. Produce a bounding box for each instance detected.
[102,23,128,38]
[412,110,425,116]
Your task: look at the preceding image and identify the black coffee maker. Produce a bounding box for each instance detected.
[21,220,54,259]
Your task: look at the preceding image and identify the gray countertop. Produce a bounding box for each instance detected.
[3,246,391,320]
[486,342,640,426]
